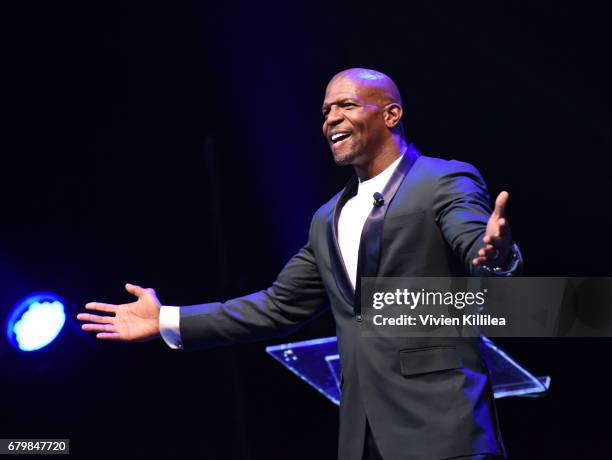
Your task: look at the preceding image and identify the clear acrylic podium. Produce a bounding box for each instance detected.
[266,337,550,405]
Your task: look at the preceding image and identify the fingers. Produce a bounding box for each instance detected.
[473,235,507,265]
[77,313,114,324]
[96,332,121,340]
[473,235,512,266]
[472,246,497,266]
[81,323,116,333]
[125,283,146,298]
[84,302,118,313]
[472,256,486,266]
[484,218,510,245]
[497,218,507,238]
[78,312,116,333]
[477,244,495,257]
[481,241,501,257]
[493,191,509,218]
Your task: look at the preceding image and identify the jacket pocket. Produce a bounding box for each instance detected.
[399,346,463,376]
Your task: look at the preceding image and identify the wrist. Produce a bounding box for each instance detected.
[482,242,522,276]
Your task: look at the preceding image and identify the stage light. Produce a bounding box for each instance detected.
[5,292,66,351]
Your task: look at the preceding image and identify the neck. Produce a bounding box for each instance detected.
[353,136,408,181]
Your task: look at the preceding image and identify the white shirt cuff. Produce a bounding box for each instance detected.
[159,306,183,349]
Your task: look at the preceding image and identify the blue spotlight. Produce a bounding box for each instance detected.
[6,292,66,351]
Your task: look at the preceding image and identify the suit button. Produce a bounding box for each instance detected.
[356,314,363,322]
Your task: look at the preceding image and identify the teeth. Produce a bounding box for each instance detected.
[331,132,349,142]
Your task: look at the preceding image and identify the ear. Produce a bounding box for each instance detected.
[383,103,403,129]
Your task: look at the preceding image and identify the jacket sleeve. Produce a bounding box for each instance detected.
[432,160,498,276]
[178,217,329,350]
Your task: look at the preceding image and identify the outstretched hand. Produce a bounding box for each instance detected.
[472,191,513,267]
[77,283,161,341]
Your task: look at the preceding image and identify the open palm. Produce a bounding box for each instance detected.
[472,191,513,267]
[77,283,161,341]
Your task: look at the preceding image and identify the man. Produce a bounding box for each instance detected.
[78,68,521,460]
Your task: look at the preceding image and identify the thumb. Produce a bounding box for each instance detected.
[493,191,509,218]
[125,283,145,298]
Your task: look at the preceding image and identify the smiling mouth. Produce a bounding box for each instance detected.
[330,132,351,145]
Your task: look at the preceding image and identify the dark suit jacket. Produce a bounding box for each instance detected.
[180,144,511,460]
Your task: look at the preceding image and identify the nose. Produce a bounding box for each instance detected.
[323,106,343,135]
[326,106,343,125]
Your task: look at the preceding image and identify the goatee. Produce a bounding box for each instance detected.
[333,152,356,166]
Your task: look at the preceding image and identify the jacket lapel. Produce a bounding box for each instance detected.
[353,144,420,319]
[327,144,421,315]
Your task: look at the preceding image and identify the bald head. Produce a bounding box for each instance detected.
[328,68,403,108]
[322,68,407,178]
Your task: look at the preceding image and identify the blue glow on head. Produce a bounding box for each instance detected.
[6,293,66,351]
[354,70,384,81]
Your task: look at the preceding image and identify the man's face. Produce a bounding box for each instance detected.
[322,76,389,166]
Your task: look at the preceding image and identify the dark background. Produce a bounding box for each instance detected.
[2,0,611,458]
